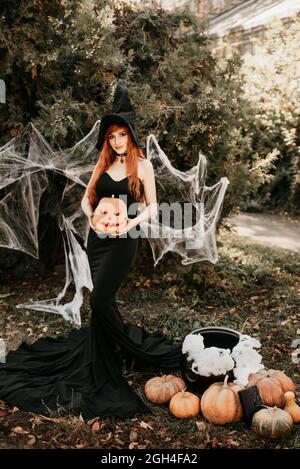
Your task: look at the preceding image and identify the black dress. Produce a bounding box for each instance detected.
[0,172,183,420]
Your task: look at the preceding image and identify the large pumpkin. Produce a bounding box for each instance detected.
[247,369,295,408]
[252,407,293,439]
[169,390,200,418]
[266,370,296,393]
[144,375,186,404]
[92,196,128,234]
[200,375,244,425]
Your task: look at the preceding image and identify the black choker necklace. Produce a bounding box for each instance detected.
[116,151,127,164]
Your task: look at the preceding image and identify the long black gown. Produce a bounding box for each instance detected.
[0,172,183,420]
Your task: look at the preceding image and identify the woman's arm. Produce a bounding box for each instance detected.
[81,161,100,218]
[130,159,158,228]
[81,191,94,218]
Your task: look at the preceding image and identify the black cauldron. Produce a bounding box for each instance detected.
[180,326,241,394]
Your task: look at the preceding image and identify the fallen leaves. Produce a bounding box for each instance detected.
[86,417,105,432]
[9,426,37,447]
[11,426,29,435]
[129,430,138,442]
[195,420,206,432]
[207,436,240,449]
[26,435,36,446]
[139,420,154,430]
[91,420,101,432]
[250,295,268,301]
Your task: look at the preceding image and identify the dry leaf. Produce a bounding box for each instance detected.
[129,442,138,449]
[12,426,29,435]
[226,438,239,448]
[195,421,206,432]
[27,435,36,446]
[129,431,138,442]
[29,416,43,429]
[250,295,267,301]
[139,421,154,430]
[91,420,100,432]
[103,432,112,442]
[87,417,99,426]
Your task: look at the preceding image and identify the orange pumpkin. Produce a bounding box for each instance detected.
[92,196,128,234]
[200,375,244,425]
[169,390,200,418]
[284,391,300,423]
[267,369,296,393]
[144,375,186,404]
[247,369,295,408]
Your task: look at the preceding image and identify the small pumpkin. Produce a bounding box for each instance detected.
[284,391,300,423]
[200,375,244,425]
[252,406,293,439]
[246,369,296,407]
[169,390,200,418]
[144,375,186,404]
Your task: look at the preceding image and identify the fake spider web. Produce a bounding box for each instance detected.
[0,122,229,326]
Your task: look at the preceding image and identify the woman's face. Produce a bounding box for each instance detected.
[108,127,128,154]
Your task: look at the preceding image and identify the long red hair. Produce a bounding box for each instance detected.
[87,124,146,210]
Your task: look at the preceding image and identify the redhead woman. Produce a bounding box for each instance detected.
[0,81,182,419]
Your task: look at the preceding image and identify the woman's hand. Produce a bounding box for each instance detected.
[110,218,136,237]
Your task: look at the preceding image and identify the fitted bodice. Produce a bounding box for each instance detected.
[96,172,144,219]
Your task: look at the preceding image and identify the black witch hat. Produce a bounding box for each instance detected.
[95,80,145,151]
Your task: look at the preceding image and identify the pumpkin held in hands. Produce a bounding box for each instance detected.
[92,196,128,234]
[144,375,186,404]
[200,375,244,425]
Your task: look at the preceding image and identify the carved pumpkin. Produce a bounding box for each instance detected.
[144,375,186,404]
[169,390,200,418]
[252,406,293,439]
[200,375,244,425]
[92,196,128,234]
[247,369,295,408]
[283,391,300,423]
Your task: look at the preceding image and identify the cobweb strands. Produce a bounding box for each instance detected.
[0,123,229,326]
[142,134,229,266]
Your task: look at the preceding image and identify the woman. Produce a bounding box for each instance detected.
[0,81,182,419]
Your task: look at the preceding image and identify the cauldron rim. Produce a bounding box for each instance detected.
[180,326,241,393]
[190,326,241,339]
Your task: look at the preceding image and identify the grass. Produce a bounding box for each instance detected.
[0,229,299,449]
